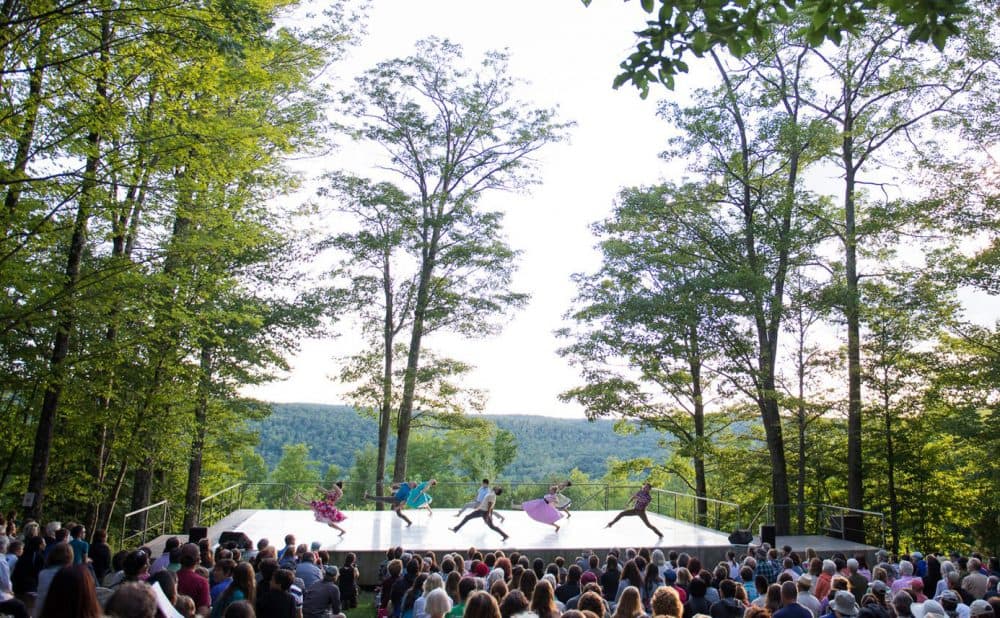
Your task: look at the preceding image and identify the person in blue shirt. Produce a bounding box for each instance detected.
[455,480,506,523]
[366,482,417,526]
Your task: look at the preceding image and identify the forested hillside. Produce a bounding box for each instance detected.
[255,403,667,480]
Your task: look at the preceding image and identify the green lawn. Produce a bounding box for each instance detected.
[346,589,377,618]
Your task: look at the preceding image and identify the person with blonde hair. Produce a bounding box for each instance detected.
[415,573,444,618]
[615,586,648,618]
[652,585,684,618]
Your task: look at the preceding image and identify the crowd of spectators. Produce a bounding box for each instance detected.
[0,510,997,618]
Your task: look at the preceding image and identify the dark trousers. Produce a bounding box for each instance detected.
[454,509,507,538]
[366,495,412,524]
[608,508,662,536]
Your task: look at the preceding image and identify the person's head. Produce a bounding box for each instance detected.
[780,581,798,605]
[765,584,782,611]
[831,591,860,618]
[460,576,480,602]
[148,569,178,602]
[569,564,583,583]
[8,539,22,556]
[580,590,606,616]
[519,569,538,598]
[622,559,644,588]
[615,586,643,618]
[105,581,157,618]
[69,524,85,540]
[215,558,236,581]
[893,592,914,617]
[651,584,683,618]
[531,579,557,615]
[388,558,403,577]
[283,534,295,547]
[232,562,256,601]
[720,579,737,600]
[970,600,995,618]
[689,578,708,598]
[499,589,530,618]
[490,578,508,602]
[272,568,294,591]
[745,606,773,618]
[45,541,73,567]
[179,543,200,569]
[123,549,150,580]
[38,565,102,618]
[223,600,255,618]
[823,560,837,575]
[425,587,454,618]
[45,521,61,537]
[466,590,502,618]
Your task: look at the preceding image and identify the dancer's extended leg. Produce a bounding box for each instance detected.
[451,510,483,532]
[483,513,508,541]
[606,508,638,528]
[637,510,662,537]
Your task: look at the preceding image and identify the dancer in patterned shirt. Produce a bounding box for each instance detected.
[299,481,347,536]
[605,482,662,539]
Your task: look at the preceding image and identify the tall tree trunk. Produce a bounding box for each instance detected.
[130,460,153,534]
[689,326,708,525]
[843,101,865,513]
[25,2,111,521]
[375,254,394,505]
[2,36,45,226]
[884,385,899,553]
[392,222,440,482]
[182,344,213,530]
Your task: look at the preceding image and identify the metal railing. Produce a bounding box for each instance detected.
[748,503,886,548]
[199,483,243,528]
[120,500,169,551]
[648,488,742,531]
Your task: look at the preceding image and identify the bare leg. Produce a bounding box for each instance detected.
[393,505,412,526]
[329,522,346,536]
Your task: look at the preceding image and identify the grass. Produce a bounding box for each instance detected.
[345,589,377,618]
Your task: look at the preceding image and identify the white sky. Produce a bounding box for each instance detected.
[243,0,1000,418]
[244,0,699,418]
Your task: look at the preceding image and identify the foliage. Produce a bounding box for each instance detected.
[583,0,970,95]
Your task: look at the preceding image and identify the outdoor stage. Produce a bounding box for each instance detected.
[203,508,879,586]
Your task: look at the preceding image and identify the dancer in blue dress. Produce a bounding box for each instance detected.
[364,481,416,526]
[406,479,437,515]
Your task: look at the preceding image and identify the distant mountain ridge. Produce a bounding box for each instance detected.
[255,403,667,479]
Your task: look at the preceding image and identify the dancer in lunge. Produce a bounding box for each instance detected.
[450,485,508,542]
[456,480,506,522]
[605,481,663,539]
[301,481,347,536]
[364,481,416,526]
[407,479,437,515]
[521,485,564,532]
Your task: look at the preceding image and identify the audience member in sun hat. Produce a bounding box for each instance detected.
[832,590,861,618]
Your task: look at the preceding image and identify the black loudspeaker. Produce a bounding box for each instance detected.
[218,531,252,549]
[729,529,753,545]
[760,524,777,546]
[187,526,208,544]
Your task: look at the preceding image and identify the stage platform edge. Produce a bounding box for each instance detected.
[193,508,880,586]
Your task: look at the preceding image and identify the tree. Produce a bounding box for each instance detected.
[560,184,733,523]
[581,0,970,95]
[340,37,569,482]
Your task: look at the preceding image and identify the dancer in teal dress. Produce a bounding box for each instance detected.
[406,479,437,515]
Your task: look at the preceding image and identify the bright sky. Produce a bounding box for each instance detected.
[244,0,1000,418]
[245,0,698,418]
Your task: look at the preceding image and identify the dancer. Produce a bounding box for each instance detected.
[456,480,506,523]
[605,481,663,539]
[364,481,416,526]
[521,486,564,532]
[450,485,508,542]
[407,479,437,515]
[297,482,347,536]
[550,481,573,518]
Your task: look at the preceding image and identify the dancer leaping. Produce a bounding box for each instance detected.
[297,481,347,536]
[605,481,663,539]
[364,481,416,527]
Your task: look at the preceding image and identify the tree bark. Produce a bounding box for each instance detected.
[182,344,213,530]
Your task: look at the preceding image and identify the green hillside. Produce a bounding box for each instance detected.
[254,403,668,480]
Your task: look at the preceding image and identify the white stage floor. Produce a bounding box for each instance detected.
[230,508,731,554]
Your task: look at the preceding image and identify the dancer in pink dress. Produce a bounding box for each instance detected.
[521,484,565,532]
[301,481,347,536]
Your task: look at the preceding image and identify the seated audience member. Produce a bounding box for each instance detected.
[296,551,324,589]
[37,564,101,618]
[176,543,211,615]
[10,536,44,596]
[151,537,181,576]
[257,568,297,618]
[35,542,74,611]
[90,529,112,581]
[175,594,197,618]
[213,562,256,618]
[223,600,257,618]
[303,564,342,618]
[211,559,236,604]
[105,581,158,618]
[499,589,530,618]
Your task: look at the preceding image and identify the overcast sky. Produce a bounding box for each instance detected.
[243,0,1000,418]
[244,0,699,418]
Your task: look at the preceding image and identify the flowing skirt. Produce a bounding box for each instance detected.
[522,498,562,524]
[311,500,346,524]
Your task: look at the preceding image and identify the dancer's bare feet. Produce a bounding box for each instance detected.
[554,524,560,533]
